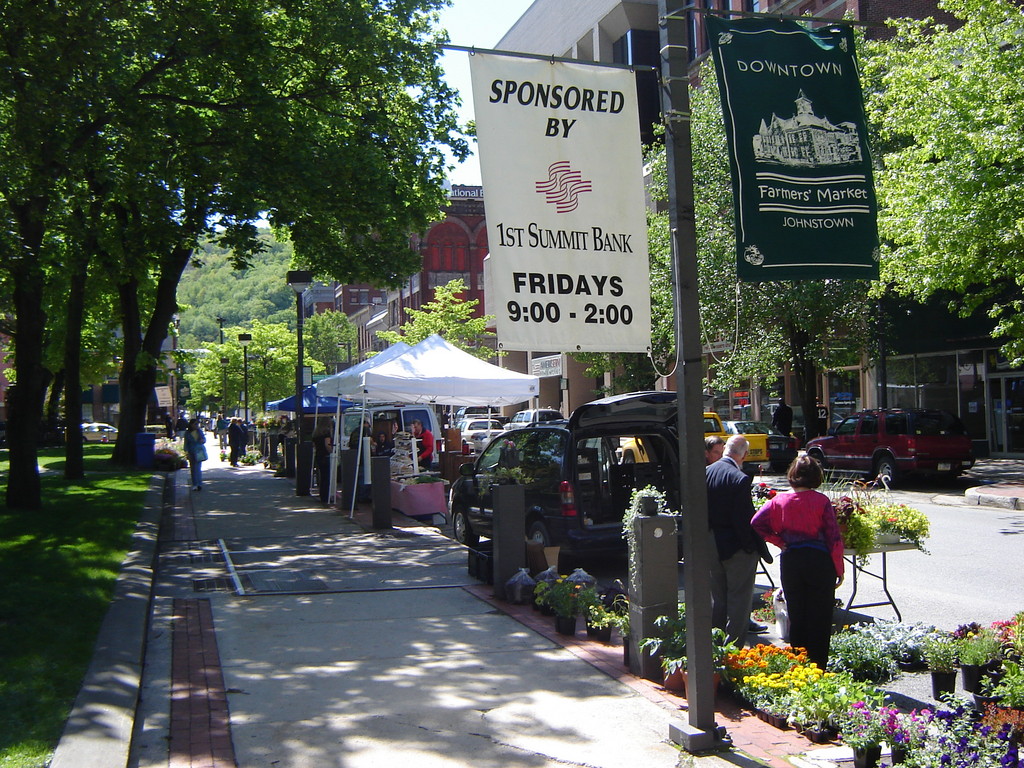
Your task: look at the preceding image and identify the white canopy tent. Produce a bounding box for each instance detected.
[313,334,540,514]
[314,341,412,398]
[357,334,540,406]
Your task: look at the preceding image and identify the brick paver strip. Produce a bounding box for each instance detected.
[170,598,236,768]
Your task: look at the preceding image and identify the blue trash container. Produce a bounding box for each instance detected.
[135,432,157,469]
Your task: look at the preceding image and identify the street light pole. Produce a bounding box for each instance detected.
[287,271,312,441]
[220,356,230,418]
[238,333,252,422]
[287,271,313,497]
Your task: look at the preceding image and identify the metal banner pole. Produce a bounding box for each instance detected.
[659,0,729,753]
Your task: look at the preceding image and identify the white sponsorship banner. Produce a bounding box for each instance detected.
[470,53,651,353]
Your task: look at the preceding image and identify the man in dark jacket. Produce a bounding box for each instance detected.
[227,418,247,467]
[771,399,793,437]
[706,435,761,647]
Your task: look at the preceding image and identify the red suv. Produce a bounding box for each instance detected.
[805,408,974,484]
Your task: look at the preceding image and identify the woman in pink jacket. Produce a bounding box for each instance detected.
[751,454,844,669]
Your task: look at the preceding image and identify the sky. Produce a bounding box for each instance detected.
[436,0,535,186]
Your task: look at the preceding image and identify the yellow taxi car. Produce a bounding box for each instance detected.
[619,412,727,464]
[722,419,793,471]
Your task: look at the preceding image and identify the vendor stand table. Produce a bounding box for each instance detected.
[842,542,918,621]
[390,479,448,523]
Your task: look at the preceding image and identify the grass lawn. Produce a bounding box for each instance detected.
[0,444,153,768]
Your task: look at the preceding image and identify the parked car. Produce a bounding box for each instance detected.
[449,392,679,555]
[457,418,507,453]
[81,422,118,443]
[805,408,975,483]
[506,408,564,429]
[619,411,730,464]
[721,420,795,472]
[454,406,506,425]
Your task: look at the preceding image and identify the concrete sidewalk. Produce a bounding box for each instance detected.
[55,455,1024,768]
[126,458,707,768]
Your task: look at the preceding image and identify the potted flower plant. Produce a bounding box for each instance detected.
[832,495,878,562]
[865,502,930,551]
[922,633,959,699]
[533,576,585,635]
[879,707,932,764]
[583,591,626,643]
[983,659,1024,711]
[958,627,1004,693]
[638,605,688,691]
[788,671,879,743]
[838,701,890,768]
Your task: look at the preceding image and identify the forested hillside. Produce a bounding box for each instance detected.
[176,233,298,348]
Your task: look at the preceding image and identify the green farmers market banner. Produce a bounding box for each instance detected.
[706,16,879,282]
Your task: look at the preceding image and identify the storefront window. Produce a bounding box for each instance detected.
[885,353,957,411]
[827,369,861,426]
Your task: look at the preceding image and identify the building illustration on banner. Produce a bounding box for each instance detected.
[753,90,863,167]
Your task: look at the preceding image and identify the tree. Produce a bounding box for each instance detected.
[175,236,298,348]
[304,310,358,373]
[862,0,1024,362]
[377,279,497,359]
[1,0,466,507]
[183,322,298,417]
[645,64,873,437]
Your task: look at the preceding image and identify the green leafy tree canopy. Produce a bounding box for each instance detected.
[377,278,497,360]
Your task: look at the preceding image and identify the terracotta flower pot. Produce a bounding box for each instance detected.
[680,670,720,700]
[663,668,686,692]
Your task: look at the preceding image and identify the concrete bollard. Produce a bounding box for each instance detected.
[628,513,680,681]
[337,449,357,511]
[491,484,526,601]
[370,456,392,529]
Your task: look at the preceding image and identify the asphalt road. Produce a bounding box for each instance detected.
[446,467,1024,632]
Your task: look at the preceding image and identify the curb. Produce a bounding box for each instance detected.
[964,485,1024,510]
[48,472,167,768]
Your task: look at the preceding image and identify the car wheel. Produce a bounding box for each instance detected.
[451,506,479,548]
[807,448,827,467]
[526,519,551,547]
[873,453,897,486]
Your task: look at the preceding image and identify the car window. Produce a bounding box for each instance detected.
[912,411,966,436]
[576,437,610,485]
[704,416,720,432]
[835,417,858,436]
[884,412,909,436]
[732,421,769,434]
[477,437,508,473]
[519,430,565,482]
[859,414,878,437]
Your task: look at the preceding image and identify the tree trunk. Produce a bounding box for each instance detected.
[5,200,50,510]
[110,246,193,467]
[787,325,821,443]
[63,254,89,480]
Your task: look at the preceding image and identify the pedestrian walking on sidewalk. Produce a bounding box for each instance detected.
[183,418,208,491]
[228,418,246,467]
[751,455,844,669]
[706,435,761,647]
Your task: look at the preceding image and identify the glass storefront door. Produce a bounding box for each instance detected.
[988,375,1024,455]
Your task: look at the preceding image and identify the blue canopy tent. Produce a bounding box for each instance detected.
[266,385,354,413]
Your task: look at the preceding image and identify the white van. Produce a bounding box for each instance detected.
[341,404,443,451]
